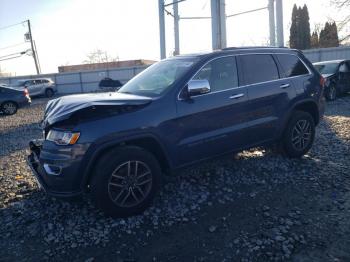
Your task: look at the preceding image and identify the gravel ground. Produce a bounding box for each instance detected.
[0,95,350,261]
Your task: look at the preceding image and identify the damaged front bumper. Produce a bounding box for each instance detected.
[27,139,84,197]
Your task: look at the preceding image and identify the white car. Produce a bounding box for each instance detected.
[13,78,57,97]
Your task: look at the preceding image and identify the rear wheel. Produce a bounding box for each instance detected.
[281,111,315,158]
[45,88,54,98]
[1,101,18,115]
[90,146,162,217]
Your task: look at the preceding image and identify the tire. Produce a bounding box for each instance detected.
[90,146,162,217]
[1,101,18,115]
[325,84,337,101]
[45,88,54,98]
[281,111,315,158]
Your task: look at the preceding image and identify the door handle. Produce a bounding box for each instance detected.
[229,93,244,99]
[280,83,290,89]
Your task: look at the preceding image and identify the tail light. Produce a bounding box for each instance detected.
[24,87,29,96]
[320,76,326,88]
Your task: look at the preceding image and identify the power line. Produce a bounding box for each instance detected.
[0,42,27,51]
[0,50,29,59]
[226,6,267,18]
[0,54,24,62]
[0,21,26,31]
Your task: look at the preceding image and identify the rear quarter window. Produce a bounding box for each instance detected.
[239,54,279,85]
[276,54,309,77]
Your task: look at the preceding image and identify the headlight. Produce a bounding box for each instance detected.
[46,130,80,145]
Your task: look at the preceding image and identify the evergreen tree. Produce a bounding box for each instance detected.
[310,31,319,48]
[319,22,329,47]
[300,5,311,49]
[331,22,339,47]
[319,22,339,48]
[289,4,311,49]
[289,5,298,49]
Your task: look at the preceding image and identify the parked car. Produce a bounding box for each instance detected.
[313,60,350,101]
[27,47,325,217]
[13,78,57,98]
[98,77,123,92]
[0,86,31,115]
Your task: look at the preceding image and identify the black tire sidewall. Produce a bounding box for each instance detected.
[90,146,162,217]
[283,111,315,158]
[45,88,54,97]
[1,102,18,115]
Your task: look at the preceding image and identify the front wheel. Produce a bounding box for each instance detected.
[45,88,54,98]
[281,111,315,158]
[1,101,18,115]
[90,146,162,217]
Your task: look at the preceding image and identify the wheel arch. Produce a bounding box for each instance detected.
[279,99,320,139]
[81,134,172,188]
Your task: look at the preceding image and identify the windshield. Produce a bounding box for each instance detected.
[118,58,196,97]
[314,63,339,75]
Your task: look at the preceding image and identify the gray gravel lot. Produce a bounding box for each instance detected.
[0,95,350,261]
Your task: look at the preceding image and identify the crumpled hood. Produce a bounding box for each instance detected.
[43,92,152,127]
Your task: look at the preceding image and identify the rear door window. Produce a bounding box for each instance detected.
[276,54,309,77]
[239,54,279,85]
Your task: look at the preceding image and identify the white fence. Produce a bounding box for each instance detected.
[1,46,350,94]
[303,46,350,63]
[0,65,149,94]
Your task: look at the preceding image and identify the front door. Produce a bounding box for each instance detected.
[173,56,249,166]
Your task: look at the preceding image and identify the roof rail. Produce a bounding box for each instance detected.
[222,46,288,51]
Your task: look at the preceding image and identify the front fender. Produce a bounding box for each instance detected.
[79,132,171,189]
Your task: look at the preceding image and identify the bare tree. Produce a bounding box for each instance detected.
[332,0,350,43]
[83,49,119,64]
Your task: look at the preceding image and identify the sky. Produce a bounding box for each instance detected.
[0,0,346,76]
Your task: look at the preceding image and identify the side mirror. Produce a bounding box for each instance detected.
[187,79,211,97]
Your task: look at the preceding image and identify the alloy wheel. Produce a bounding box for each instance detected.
[107,161,153,208]
[3,102,17,115]
[291,119,312,151]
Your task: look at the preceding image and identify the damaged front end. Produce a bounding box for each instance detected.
[27,92,153,196]
[41,92,152,132]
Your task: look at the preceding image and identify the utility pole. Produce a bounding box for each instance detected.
[27,20,40,74]
[268,0,276,46]
[173,0,180,55]
[211,0,226,50]
[33,40,41,73]
[158,0,166,59]
[275,0,284,47]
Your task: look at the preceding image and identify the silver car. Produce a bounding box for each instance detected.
[14,78,57,97]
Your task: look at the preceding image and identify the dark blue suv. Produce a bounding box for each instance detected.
[28,47,325,217]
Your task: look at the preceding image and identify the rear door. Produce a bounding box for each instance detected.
[237,53,296,145]
[34,80,44,95]
[174,56,249,166]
